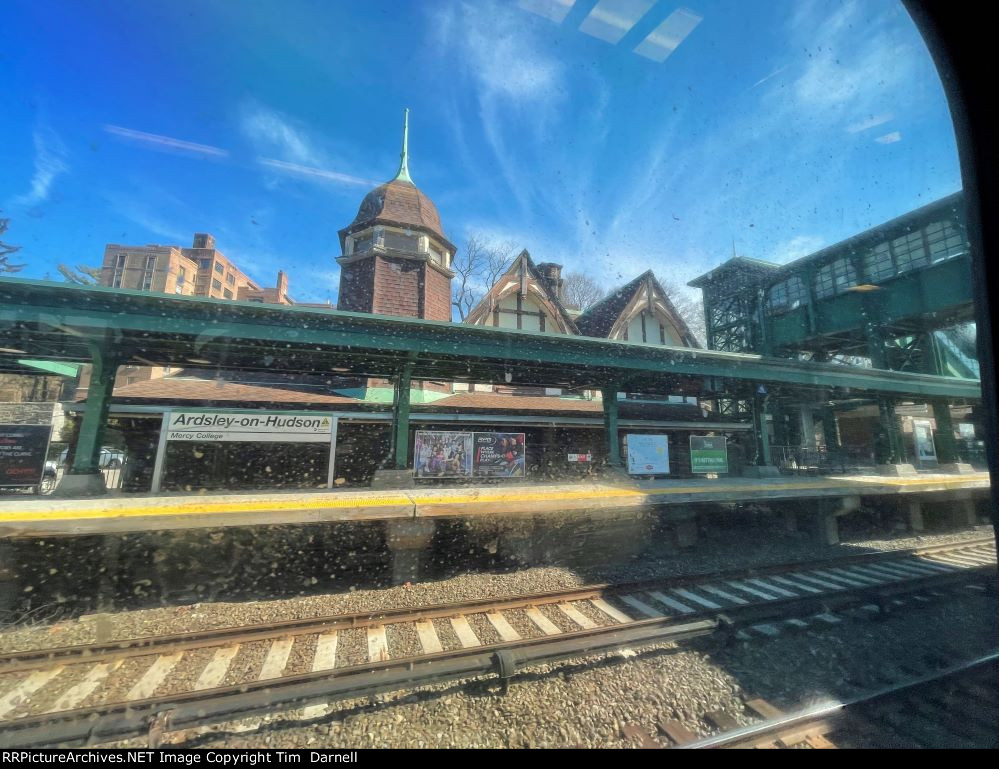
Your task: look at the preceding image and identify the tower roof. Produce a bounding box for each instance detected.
[338,109,453,251]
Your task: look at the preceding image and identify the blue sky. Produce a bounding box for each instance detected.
[1,0,961,305]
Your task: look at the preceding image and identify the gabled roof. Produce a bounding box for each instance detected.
[575,270,700,347]
[464,250,579,334]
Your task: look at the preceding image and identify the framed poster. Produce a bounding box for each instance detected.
[413,431,474,478]
[0,424,52,487]
[473,432,526,478]
[690,435,728,474]
[912,418,938,466]
[626,434,670,475]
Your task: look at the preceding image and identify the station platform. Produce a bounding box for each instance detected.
[0,471,990,538]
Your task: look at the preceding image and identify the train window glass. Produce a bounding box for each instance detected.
[0,0,989,751]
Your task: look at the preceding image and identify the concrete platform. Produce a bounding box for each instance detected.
[0,472,990,538]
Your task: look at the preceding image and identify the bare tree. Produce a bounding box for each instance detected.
[0,215,24,274]
[659,277,706,346]
[58,264,103,285]
[561,272,604,310]
[451,234,517,320]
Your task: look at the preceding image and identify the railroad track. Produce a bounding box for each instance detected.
[664,650,999,749]
[0,536,994,748]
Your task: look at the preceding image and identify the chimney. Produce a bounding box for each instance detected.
[192,233,215,249]
[537,262,564,302]
[277,270,289,298]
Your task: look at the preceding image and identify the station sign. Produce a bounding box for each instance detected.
[626,433,670,475]
[690,435,729,474]
[0,424,52,487]
[414,431,526,478]
[165,411,334,443]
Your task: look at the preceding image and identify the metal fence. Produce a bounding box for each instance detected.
[771,445,877,476]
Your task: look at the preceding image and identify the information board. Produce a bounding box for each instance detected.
[690,435,729,474]
[912,418,938,465]
[414,431,526,478]
[165,412,334,442]
[626,434,670,475]
[0,424,52,487]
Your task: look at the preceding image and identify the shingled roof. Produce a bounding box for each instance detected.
[92,378,363,408]
[338,179,451,249]
[575,270,700,347]
[464,250,580,334]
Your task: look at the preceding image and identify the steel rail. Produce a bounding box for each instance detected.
[0,558,992,748]
[1,534,992,672]
[676,649,999,749]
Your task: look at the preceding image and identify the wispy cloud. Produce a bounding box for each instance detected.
[751,65,788,89]
[846,112,893,134]
[13,124,69,207]
[240,101,376,190]
[256,158,376,188]
[875,131,902,144]
[103,125,229,157]
[105,193,190,244]
[773,234,827,263]
[240,102,318,165]
[431,1,572,218]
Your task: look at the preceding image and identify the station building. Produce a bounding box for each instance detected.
[7,113,982,496]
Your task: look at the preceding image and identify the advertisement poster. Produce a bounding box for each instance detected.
[626,434,670,475]
[912,418,938,465]
[414,431,474,478]
[413,431,526,478]
[473,432,526,477]
[0,424,52,487]
[690,435,729,474]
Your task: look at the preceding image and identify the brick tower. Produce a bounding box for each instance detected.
[336,109,455,321]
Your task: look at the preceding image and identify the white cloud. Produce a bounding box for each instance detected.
[13,124,69,207]
[875,131,902,144]
[256,158,376,188]
[240,102,318,165]
[846,113,893,134]
[103,125,229,157]
[772,234,826,263]
[787,0,918,126]
[239,101,378,190]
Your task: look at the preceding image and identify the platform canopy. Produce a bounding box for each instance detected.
[0,278,982,401]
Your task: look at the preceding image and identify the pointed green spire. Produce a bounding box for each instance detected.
[393,108,413,184]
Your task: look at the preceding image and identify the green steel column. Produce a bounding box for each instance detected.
[70,344,119,475]
[771,404,789,447]
[862,294,888,369]
[920,330,944,376]
[392,364,413,470]
[821,407,840,449]
[602,386,621,466]
[752,390,772,466]
[930,398,959,463]
[877,398,905,464]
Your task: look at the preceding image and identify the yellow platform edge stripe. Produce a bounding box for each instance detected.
[0,474,988,524]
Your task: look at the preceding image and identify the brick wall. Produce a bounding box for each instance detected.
[337,260,375,313]
[373,257,421,318]
[425,266,452,321]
